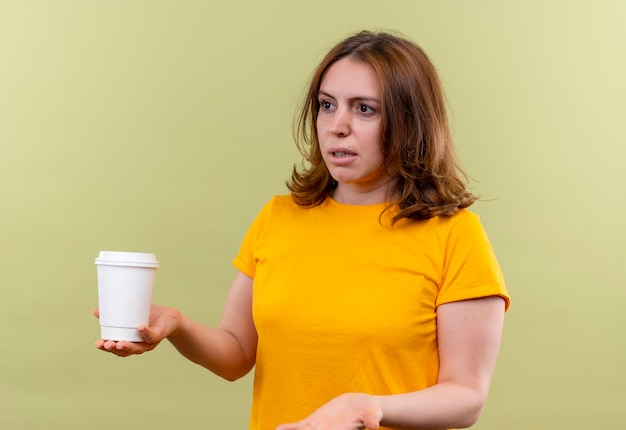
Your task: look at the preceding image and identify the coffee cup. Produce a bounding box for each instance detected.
[95,251,159,342]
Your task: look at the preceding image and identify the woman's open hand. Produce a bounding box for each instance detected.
[276,393,382,430]
[93,304,181,357]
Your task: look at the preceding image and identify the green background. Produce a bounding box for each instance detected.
[1,1,625,428]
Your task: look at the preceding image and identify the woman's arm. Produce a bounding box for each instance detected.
[94,270,257,381]
[276,296,506,430]
[167,271,257,380]
[376,295,506,429]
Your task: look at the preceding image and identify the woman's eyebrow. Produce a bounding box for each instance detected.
[317,90,335,99]
[318,90,380,104]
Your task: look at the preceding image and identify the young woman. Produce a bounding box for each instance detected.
[95,30,510,430]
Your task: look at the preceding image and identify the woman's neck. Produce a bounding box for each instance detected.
[332,180,398,205]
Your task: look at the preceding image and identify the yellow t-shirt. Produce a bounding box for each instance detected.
[233,195,509,430]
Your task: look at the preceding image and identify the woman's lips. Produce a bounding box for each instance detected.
[328,149,357,165]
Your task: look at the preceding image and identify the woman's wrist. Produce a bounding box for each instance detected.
[165,307,184,339]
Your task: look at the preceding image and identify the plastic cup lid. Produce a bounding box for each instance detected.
[95,251,159,268]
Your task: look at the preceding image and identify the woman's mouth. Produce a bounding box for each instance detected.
[332,151,355,158]
[328,150,357,166]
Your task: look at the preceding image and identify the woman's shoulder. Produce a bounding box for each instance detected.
[420,208,484,236]
[255,194,301,219]
[263,194,298,211]
[448,208,480,224]
[425,207,478,225]
[271,194,296,205]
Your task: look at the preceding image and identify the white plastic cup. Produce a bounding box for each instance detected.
[95,251,159,342]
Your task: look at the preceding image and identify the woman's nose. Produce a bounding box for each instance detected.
[329,108,350,137]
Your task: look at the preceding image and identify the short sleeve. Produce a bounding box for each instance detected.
[232,197,277,279]
[436,211,510,311]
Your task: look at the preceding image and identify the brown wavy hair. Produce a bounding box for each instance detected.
[287,30,475,222]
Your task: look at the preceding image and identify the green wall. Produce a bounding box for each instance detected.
[1,1,625,428]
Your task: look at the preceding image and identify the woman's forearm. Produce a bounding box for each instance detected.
[167,312,255,381]
[376,382,486,430]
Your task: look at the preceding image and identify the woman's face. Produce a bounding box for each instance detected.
[316,57,392,199]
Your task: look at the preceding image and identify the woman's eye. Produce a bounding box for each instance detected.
[319,100,333,110]
[358,104,374,114]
